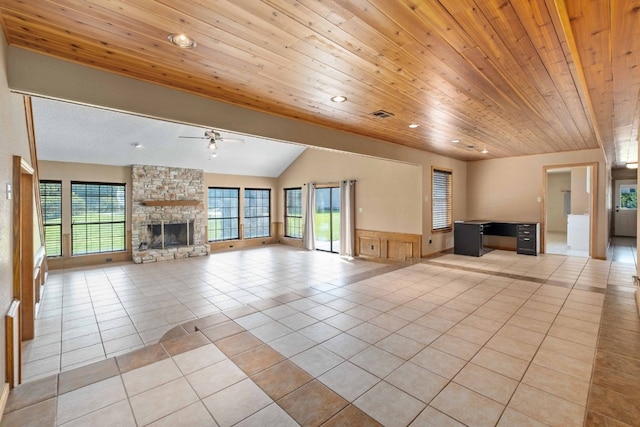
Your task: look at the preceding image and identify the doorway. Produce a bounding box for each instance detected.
[543,163,596,257]
[614,179,637,237]
[315,186,340,252]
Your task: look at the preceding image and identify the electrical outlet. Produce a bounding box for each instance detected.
[429,238,432,244]
[370,245,374,250]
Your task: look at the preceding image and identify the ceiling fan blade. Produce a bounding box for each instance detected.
[220,137,244,143]
[179,136,207,139]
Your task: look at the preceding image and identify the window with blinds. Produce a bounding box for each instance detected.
[432,168,453,232]
[207,187,240,241]
[40,180,62,257]
[284,187,302,238]
[71,182,126,255]
[244,188,271,238]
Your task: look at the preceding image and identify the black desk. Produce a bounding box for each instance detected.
[453,220,538,257]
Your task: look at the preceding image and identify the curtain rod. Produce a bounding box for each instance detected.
[303,180,356,186]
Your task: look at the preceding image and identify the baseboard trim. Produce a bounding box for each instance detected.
[0,382,10,421]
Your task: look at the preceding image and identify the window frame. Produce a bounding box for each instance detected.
[39,180,63,257]
[432,167,453,233]
[207,187,240,242]
[244,188,271,239]
[284,187,303,239]
[70,181,126,256]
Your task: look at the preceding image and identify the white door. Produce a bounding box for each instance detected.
[614,179,637,236]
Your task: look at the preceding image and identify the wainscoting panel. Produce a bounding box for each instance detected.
[355,229,421,261]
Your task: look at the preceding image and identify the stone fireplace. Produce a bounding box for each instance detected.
[131,165,209,263]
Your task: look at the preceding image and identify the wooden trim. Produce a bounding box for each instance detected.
[142,200,201,206]
[0,382,10,422]
[5,300,20,389]
[355,229,422,261]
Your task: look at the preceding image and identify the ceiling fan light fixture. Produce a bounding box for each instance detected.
[626,162,638,169]
[481,147,489,154]
[208,140,219,151]
[168,33,196,49]
[330,95,347,103]
[408,123,419,128]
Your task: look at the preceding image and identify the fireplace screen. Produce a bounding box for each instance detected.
[146,221,193,249]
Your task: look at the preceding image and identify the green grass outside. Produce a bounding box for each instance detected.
[315,211,340,242]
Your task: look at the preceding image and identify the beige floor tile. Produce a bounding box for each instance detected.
[431,382,505,427]
[249,321,292,343]
[522,364,590,406]
[539,335,595,362]
[130,377,199,426]
[497,407,548,427]
[291,345,344,377]
[348,323,391,344]
[185,358,247,399]
[509,383,585,427]
[60,343,105,368]
[318,361,380,402]
[56,376,127,425]
[470,347,529,381]
[411,347,466,379]
[453,363,518,404]
[172,343,226,375]
[532,348,594,381]
[386,362,448,403]
[497,324,545,347]
[59,400,136,427]
[350,346,404,378]
[122,357,182,396]
[375,333,425,360]
[298,322,341,343]
[447,324,493,345]
[323,313,364,331]
[486,334,538,361]
[322,333,370,359]
[506,314,552,334]
[354,382,425,427]
[269,332,315,358]
[146,402,217,427]
[410,406,465,426]
[430,334,481,360]
[1,398,57,427]
[203,378,272,427]
[396,323,441,345]
[234,403,298,427]
[368,313,410,332]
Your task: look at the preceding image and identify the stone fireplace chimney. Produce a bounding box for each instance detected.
[131,165,209,263]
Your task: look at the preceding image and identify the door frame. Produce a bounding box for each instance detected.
[314,184,340,253]
[541,162,598,258]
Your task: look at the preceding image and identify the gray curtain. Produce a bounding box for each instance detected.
[340,180,356,258]
[302,182,316,250]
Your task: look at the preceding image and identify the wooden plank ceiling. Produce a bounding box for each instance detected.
[0,0,637,166]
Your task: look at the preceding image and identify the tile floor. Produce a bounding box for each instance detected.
[3,242,639,426]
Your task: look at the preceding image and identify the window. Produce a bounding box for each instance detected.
[284,187,302,238]
[244,188,270,238]
[208,187,239,241]
[619,183,637,209]
[40,180,62,257]
[432,168,452,232]
[71,182,126,255]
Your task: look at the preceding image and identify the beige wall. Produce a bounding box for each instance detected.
[571,167,590,215]
[277,148,422,235]
[547,172,571,232]
[467,149,608,258]
[0,32,32,388]
[203,172,278,234]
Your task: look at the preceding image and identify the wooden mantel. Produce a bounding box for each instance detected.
[142,200,200,206]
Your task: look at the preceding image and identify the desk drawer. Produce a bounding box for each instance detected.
[517,236,536,250]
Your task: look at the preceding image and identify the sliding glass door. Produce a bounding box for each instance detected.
[315,187,340,253]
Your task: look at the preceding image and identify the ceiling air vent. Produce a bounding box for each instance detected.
[369,110,395,118]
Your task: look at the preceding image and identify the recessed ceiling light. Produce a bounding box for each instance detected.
[481,148,489,154]
[330,95,347,103]
[168,33,196,49]
[132,143,142,149]
[626,162,638,169]
[451,139,460,143]
[408,124,419,128]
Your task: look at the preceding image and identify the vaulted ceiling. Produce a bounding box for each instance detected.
[1,1,638,166]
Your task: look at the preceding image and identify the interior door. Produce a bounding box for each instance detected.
[614,179,637,236]
[315,187,340,252]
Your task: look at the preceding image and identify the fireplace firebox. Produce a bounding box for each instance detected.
[144,221,193,249]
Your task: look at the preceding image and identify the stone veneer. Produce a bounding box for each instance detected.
[131,165,209,263]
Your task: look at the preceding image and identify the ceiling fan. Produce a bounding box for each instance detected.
[179,130,244,158]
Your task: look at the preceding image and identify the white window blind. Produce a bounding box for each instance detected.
[432,168,452,232]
